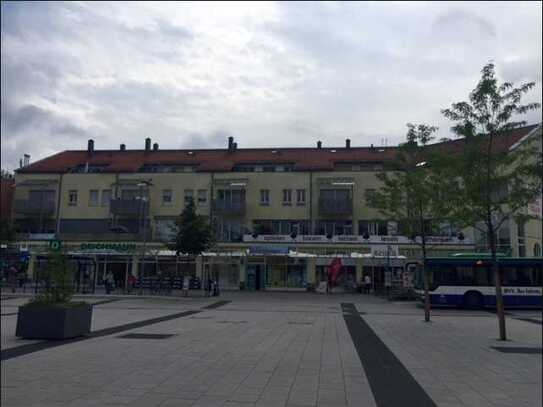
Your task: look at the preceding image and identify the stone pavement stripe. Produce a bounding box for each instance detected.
[89,298,123,306]
[203,300,231,309]
[514,317,542,325]
[1,300,230,361]
[341,303,436,407]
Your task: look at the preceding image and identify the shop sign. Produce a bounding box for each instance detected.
[248,246,289,255]
[371,245,399,257]
[49,240,62,251]
[243,234,470,245]
[80,242,136,253]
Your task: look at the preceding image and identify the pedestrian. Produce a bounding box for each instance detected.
[364,274,372,294]
[104,271,115,294]
[127,274,136,294]
[17,268,27,293]
[212,278,219,296]
[206,278,212,297]
[8,265,18,293]
[183,275,190,297]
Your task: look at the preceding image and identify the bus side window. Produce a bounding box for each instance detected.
[532,266,543,287]
[473,266,489,285]
[516,267,532,286]
[457,267,474,286]
[502,267,517,287]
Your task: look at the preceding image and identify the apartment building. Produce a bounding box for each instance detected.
[11,125,542,291]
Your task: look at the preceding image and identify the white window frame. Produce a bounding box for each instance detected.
[260,189,270,206]
[197,189,207,206]
[101,190,111,207]
[89,190,99,207]
[296,189,306,206]
[282,189,292,206]
[68,190,78,206]
[162,189,173,206]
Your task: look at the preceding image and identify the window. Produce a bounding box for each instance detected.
[316,220,352,236]
[68,190,78,206]
[518,222,526,257]
[253,220,309,235]
[364,189,375,205]
[260,189,270,206]
[197,190,207,206]
[155,219,177,242]
[359,220,388,236]
[184,189,194,206]
[88,190,99,207]
[534,243,542,257]
[282,189,292,206]
[162,190,173,206]
[101,190,111,207]
[296,189,306,206]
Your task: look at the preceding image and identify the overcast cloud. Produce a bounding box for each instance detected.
[1,1,541,171]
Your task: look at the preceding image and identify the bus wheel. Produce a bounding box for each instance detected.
[463,291,483,310]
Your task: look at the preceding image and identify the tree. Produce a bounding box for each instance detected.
[442,63,542,340]
[169,198,214,277]
[34,249,75,304]
[368,123,455,322]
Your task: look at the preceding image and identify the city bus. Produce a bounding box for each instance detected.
[413,255,543,308]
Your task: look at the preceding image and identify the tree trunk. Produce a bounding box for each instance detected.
[489,228,506,340]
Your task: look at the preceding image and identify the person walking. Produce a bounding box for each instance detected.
[17,268,27,293]
[104,271,115,294]
[8,265,18,293]
[364,274,372,294]
[183,275,190,297]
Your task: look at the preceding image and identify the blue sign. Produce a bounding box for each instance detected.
[248,246,289,255]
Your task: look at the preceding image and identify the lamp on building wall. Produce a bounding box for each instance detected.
[362,232,370,240]
[457,232,465,241]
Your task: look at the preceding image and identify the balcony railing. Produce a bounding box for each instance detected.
[212,199,246,216]
[13,199,56,215]
[110,199,148,216]
[318,198,353,216]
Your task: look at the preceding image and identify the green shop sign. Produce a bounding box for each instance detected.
[80,243,137,253]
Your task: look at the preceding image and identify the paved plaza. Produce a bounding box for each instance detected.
[1,292,541,407]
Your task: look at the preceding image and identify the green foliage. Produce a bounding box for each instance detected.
[32,249,75,304]
[367,123,454,247]
[169,198,214,256]
[441,62,542,251]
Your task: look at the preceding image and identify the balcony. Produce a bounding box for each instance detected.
[110,199,148,216]
[14,199,56,216]
[212,199,246,216]
[318,198,353,216]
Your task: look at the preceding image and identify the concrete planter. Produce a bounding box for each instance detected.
[16,303,92,340]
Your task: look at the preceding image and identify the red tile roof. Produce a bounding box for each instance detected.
[15,125,540,174]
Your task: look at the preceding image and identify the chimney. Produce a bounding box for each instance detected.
[87,139,94,155]
[23,154,30,166]
[370,143,375,151]
[120,144,126,151]
[228,136,234,151]
[345,139,351,149]
[317,141,322,149]
[233,142,237,150]
[153,143,159,151]
[145,138,151,151]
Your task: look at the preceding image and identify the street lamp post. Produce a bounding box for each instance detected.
[137,181,152,295]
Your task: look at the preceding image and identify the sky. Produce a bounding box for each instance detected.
[1,1,542,171]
